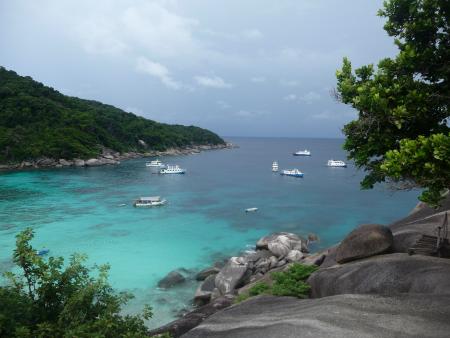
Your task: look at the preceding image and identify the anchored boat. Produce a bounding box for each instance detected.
[272,161,279,172]
[327,159,347,167]
[146,159,165,167]
[160,165,186,174]
[133,196,167,207]
[280,169,304,177]
[293,149,311,156]
[245,207,258,212]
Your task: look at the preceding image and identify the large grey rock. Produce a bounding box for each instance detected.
[74,159,85,167]
[335,224,393,263]
[58,159,72,166]
[195,267,220,281]
[194,274,217,306]
[286,249,303,262]
[157,271,186,289]
[256,232,307,253]
[149,295,234,338]
[181,294,450,338]
[389,195,450,253]
[308,253,450,298]
[215,257,248,295]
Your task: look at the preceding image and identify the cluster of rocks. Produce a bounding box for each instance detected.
[0,143,234,171]
[151,197,450,338]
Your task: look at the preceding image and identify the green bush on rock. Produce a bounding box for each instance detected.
[0,228,152,338]
[235,264,318,303]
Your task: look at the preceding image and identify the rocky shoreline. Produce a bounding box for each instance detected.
[150,198,450,337]
[0,143,234,171]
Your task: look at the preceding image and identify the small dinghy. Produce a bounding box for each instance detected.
[133,196,167,207]
[36,249,49,256]
[245,207,258,213]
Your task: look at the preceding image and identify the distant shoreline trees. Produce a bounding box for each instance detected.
[336,0,449,205]
[0,67,224,164]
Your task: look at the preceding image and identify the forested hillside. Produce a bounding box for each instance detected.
[0,67,224,163]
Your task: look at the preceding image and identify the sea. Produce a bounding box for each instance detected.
[0,137,419,327]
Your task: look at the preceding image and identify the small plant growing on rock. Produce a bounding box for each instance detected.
[234,282,271,303]
[271,263,318,298]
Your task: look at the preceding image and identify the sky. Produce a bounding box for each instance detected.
[0,0,397,138]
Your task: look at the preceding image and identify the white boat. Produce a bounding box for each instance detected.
[280,169,304,177]
[293,149,311,156]
[133,196,167,207]
[327,159,347,167]
[272,161,279,172]
[160,165,186,174]
[245,207,258,212]
[146,159,165,167]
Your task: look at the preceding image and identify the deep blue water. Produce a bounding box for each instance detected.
[0,137,419,327]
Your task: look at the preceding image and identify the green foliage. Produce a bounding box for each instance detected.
[271,264,318,298]
[0,67,224,163]
[0,228,151,337]
[248,281,271,296]
[234,264,317,303]
[336,0,450,205]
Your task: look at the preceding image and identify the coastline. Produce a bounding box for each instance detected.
[0,142,235,171]
[149,198,450,337]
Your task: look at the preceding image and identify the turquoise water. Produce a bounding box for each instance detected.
[0,137,419,327]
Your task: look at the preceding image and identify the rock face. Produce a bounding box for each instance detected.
[181,294,450,338]
[148,295,234,338]
[214,257,248,295]
[195,267,220,281]
[335,224,393,263]
[256,232,307,253]
[308,253,450,298]
[158,271,186,289]
[194,274,216,306]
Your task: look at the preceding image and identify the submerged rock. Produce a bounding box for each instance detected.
[308,253,450,298]
[157,271,186,289]
[335,223,393,264]
[181,294,450,338]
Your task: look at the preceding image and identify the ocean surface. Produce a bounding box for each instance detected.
[0,137,419,327]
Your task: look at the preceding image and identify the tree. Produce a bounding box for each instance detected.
[0,228,152,337]
[336,0,449,205]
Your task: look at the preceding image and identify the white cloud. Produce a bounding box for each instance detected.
[234,109,269,118]
[299,91,321,104]
[283,94,297,101]
[217,100,231,109]
[242,29,263,40]
[280,79,300,87]
[194,75,232,89]
[136,57,182,90]
[251,76,266,83]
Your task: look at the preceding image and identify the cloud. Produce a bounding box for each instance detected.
[312,110,357,120]
[299,91,321,104]
[280,79,300,87]
[234,109,269,118]
[283,94,297,101]
[194,75,232,89]
[251,76,266,83]
[136,57,182,90]
[217,100,231,109]
[242,29,263,40]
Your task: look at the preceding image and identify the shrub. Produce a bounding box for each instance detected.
[271,263,318,298]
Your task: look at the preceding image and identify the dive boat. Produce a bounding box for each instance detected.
[245,207,258,212]
[272,161,279,172]
[146,159,165,167]
[160,165,186,174]
[280,169,304,177]
[327,159,347,167]
[36,249,49,256]
[133,196,167,207]
[293,149,311,156]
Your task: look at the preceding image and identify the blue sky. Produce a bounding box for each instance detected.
[0,0,396,137]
